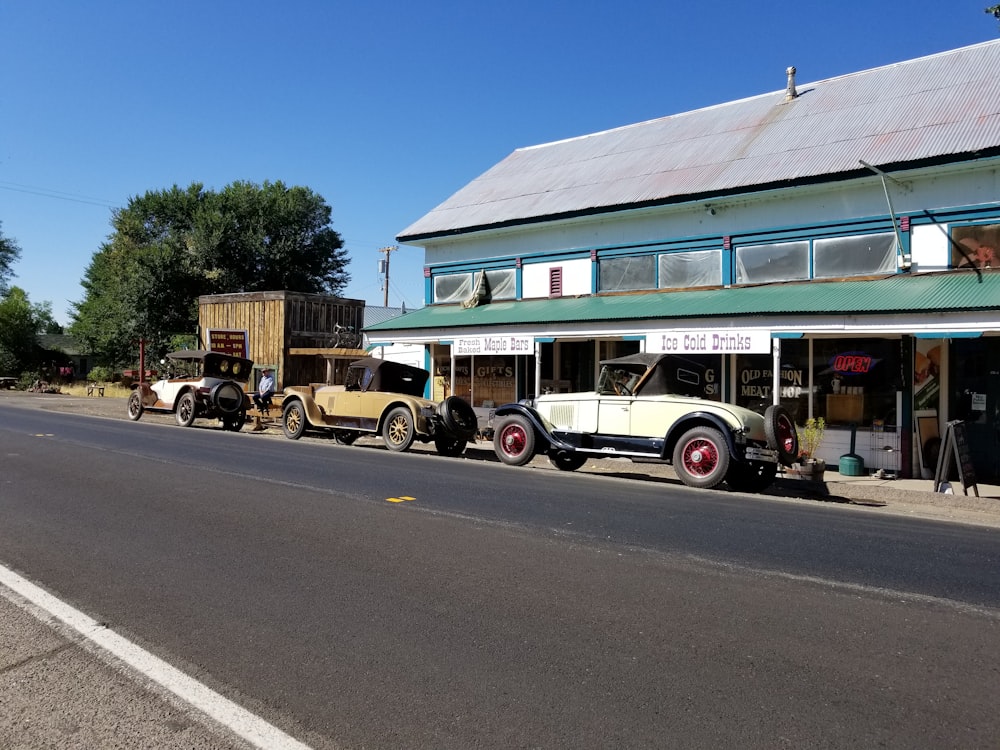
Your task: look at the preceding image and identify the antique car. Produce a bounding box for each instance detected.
[279,357,478,455]
[492,352,798,492]
[127,350,252,431]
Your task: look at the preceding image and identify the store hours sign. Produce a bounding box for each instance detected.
[646,329,770,355]
[454,335,534,356]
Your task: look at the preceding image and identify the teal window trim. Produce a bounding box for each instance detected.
[772,332,804,339]
[914,332,982,338]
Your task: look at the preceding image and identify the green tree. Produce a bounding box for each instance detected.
[988,5,1000,26]
[70,181,349,367]
[0,221,22,296]
[0,287,48,375]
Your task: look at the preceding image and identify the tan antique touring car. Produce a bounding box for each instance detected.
[127,350,252,431]
[279,357,478,456]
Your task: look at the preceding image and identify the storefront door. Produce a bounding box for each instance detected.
[949,338,1000,483]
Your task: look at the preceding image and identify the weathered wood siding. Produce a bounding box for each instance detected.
[198,291,365,390]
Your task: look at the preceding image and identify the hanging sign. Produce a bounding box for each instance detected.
[207,329,249,358]
[646,329,770,355]
[453,335,533,356]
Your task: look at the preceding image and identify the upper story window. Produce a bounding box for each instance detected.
[813,233,897,278]
[736,232,898,284]
[951,223,999,269]
[598,255,656,292]
[659,249,721,288]
[433,268,516,304]
[736,241,810,284]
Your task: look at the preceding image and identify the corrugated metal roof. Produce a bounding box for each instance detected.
[400,41,1000,241]
[365,271,1000,334]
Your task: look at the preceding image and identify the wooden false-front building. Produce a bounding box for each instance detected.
[197,291,366,391]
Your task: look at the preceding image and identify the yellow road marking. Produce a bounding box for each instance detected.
[385,495,416,503]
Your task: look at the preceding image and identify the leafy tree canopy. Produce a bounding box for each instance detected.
[0,221,22,297]
[0,286,55,375]
[70,181,349,367]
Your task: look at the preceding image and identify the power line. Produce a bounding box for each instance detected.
[0,181,119,208]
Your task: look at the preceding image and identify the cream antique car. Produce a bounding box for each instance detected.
[279,357,478,456]
[127,350,252,431]
[492,353,798,492]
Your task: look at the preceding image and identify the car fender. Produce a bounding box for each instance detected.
[377,400,431,435]
[493,403,575,452]
[663,412,740,460]
[280,392,326,426]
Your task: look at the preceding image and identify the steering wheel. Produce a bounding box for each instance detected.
[613,380,632,396]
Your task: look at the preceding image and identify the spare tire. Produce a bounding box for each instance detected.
[764,405,798,465]
[211,381,245,417]
[440,396,478,439]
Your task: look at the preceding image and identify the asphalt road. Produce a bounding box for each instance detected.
[2,405,1000,748]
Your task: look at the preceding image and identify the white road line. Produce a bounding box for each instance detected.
[0,564,314,750]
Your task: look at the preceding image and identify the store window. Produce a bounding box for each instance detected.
[433,269,517,303]
[431,348,519,407]
[736,339,902,428]
[735,241,809,284]
[951,223,1000,269]
[813,233,897,278]
[598,255,656,292]
[658,249,721,288]
[814,339,902,428]
[735,340,810,424]
[434,273,472,304]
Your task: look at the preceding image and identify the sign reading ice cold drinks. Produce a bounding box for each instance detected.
[647,329,770,355]
[454,335,533,356]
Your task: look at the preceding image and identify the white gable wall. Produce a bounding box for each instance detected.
[521,258,591,298]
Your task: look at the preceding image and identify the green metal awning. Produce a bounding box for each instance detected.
[365,271,1000,335]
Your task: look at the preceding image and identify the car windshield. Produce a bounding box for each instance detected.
[597,366,642,395]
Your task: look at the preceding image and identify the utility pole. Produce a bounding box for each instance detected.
[378,245,398,307]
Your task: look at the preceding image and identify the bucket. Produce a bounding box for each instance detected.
[839,423,866,477]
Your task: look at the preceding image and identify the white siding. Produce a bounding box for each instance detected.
[522,258,592,298]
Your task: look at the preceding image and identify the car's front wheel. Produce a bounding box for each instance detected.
[383,407,416,452]
[494,415,536,466]
[672,426,730,489]
[282,401,307,440]
[127,392,144,421]
[175,392,197,427]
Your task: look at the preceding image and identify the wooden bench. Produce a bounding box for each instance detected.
[248,393,284,430]
[86,383,106,397]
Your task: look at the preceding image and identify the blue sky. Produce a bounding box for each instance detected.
[1,1,996,326]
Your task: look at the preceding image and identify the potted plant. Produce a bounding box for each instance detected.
[790,417,827,480]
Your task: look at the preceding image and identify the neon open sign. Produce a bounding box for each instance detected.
[831,352,875,374]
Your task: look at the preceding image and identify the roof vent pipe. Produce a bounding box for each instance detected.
[785,66,798,101]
